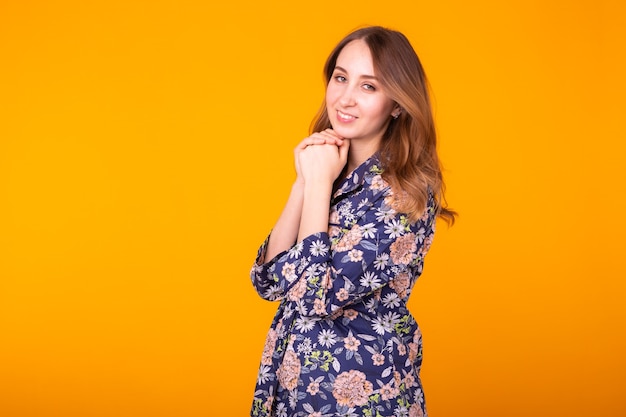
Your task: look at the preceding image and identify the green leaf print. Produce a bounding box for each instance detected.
[394,315,412,335]
[304,350,334,372]
[370,164,383,174]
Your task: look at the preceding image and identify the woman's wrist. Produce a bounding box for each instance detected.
[298,180,332,241]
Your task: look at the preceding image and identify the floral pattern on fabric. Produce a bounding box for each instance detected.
[251,154,436,417]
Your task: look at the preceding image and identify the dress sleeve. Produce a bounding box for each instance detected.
[250,232,333,302]
[251,190,437,317]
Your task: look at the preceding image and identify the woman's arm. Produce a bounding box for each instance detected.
[297,132,349,241]
[254,179,437,314]
[263,180,304,262]
[263,130,347,263]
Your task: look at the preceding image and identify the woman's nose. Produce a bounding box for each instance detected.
[339,86,356,107]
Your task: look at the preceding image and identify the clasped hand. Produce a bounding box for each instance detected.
[295,129,350,184]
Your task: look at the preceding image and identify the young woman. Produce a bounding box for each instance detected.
[250,26,455,417]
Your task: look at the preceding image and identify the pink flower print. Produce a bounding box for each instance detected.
[414,327,422,343]
[348,249,363,262]
[390,233,417,265]
[263,395,274,413]
[281,262,298,283]
[370,174,386,191]
[343,309,358,321]
[409,403,425,417]
[335,224,363,252]
[408,342,419,364]
[277,350,301,391]
[420,234,434,257]
[288,277,307,301]
[404,373,416,388]
[313,298,326,315]
[389,272,410,298]
[379,381,399,401]
[390,189,410,211]
[337,288,349,302]
[372,353,385,366]
[306,381,320,395]
[393,371,402,387]
[331,370,373,407]
[261,328,277,365]
[344,335,361,351]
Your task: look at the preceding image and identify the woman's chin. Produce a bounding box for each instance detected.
[329,125,351,139]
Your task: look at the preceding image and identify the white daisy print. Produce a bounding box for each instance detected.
[317,329,338,348]
[371,315,388,335]
[257,365,273,384]
[297,337,315,354]
[382,312,401,331]
[361,222,377,239]
[359,271,381,289]
[384,218,405,239]
[288,241,303,258]
[382,292,401,309]
[295,317,316,333]
[373,253,389,270]
[376,206,395,222]
[310,239,329,256]
[263,284,283,300]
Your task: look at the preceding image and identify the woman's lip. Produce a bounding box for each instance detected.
[337,110,357,122]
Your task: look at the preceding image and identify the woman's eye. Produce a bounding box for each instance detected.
[335,75,347,82]
[363,84,376,91]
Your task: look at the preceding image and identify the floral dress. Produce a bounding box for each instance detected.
[250,154,436,417]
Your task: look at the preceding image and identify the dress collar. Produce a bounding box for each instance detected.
[332,152,387,200]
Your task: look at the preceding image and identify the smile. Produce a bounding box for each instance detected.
[337,110,357,122]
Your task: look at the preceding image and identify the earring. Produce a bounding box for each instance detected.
[392,111,401,119]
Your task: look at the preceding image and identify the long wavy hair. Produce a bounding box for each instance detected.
[310,26,456,225]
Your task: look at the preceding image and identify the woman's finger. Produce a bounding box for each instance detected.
[317,131,343,146]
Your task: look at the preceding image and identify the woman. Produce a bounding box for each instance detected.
[250,26,455,417]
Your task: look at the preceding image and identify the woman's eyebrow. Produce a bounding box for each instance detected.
[334,65,378,80]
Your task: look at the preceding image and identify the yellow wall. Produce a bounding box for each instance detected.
[1,1,624,416]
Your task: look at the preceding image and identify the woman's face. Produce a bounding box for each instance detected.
[326,39,397,147]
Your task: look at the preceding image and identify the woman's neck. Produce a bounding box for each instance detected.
[346,139,380,173]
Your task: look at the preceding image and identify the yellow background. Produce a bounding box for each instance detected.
[1,0,624,416]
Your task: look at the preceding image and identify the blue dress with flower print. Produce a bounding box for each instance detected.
[250,154,436,417]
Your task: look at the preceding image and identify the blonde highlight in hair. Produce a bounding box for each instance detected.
[311,26,456,224]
